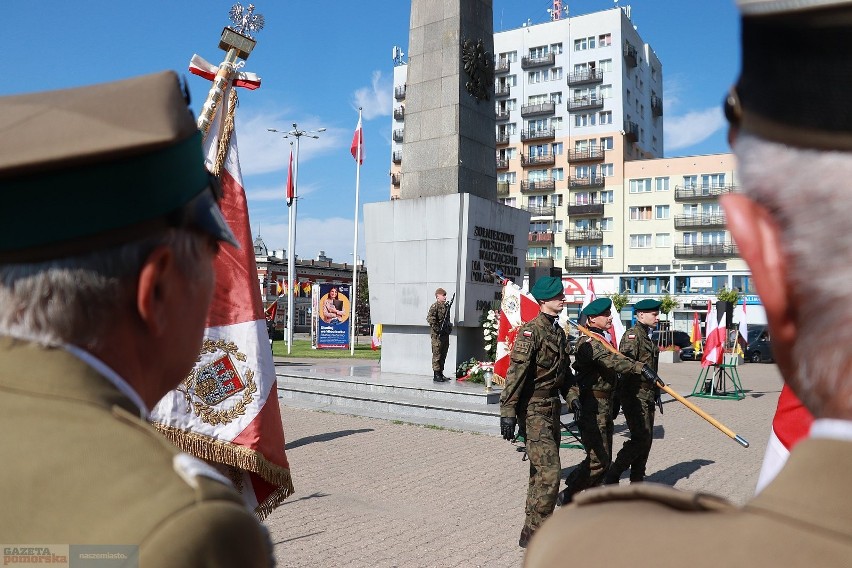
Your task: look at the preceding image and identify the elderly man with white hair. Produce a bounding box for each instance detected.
[525,1,852,565]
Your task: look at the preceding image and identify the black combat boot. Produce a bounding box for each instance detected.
[433,371,446,382]
[603,464,625,485]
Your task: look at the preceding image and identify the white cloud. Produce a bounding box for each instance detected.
[664,107,726,152]
[352,71,392,120]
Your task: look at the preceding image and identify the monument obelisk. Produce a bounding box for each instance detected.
[364,0,530,375]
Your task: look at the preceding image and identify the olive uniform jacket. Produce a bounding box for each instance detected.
[525,437,852,566]
[426,300,450,337]
[0,337,274,567]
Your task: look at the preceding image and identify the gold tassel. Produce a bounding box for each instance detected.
[210,89,238,176]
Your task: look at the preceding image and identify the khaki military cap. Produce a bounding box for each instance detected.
[727,0,852,150]
[0,71,238,262]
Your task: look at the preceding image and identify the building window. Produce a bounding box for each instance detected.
[601,245,614,258]
[599,58,613,72]
[629,178,652,193]
[630,206,653,221]
[528,247,550,259]
[600,163,614,177]
[703,231,727,245]
[574,113,595,127]
[550,67,563,80]
[528,195,548,207]
[683,175,698,188]
[551,168,564,181]
[528,93,548,105]
[575,165,591,179]
[655,205,670,219]
[601,191,614,204]
[553,194,564,206]
[553,220,563,233]
[683,232,698,245]
[550,42,563,54]
[655,177,669,191]
[600,84,612,99]
[601,136,614,149]
[529,45,549,58]
[551,116,563,130]
[656,233,671,247]
[550,91,563,104]
[498,171,517,183]
[528,70,544,84]
[599,111,612,124]
[552,247,563,260]
[574,38,587,51]
[630,234,653,248]
[601,217,613,230]
[500,197,517,207]
[551,142,563,155]
[702,173,727,188]
[598,33,612,47]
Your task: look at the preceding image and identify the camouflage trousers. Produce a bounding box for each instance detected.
[563,390,614,499]
[431,333,449,372]
[522,398,562,533]
[610,381,656,481]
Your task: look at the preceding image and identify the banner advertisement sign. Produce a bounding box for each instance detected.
[316,283,351,349]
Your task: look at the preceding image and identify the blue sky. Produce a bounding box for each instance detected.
[9,1,740,263]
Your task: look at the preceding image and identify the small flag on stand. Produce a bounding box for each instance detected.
[702,308,726,367]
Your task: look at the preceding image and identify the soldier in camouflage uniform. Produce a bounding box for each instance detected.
[499,277,573,548]
[557,298,647,506]
[426,288,451,382]
[605,298,661,484]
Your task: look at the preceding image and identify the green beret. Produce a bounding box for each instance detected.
[581,297,612,317]
[530,276,564,301]
[634,299,662,311]
[0,71,238,262]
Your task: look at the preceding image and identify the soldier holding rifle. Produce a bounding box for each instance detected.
[498,277,572,548]
[426,287,453,382]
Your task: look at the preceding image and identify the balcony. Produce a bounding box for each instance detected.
[674,243,739,258]
[529,231,554,244]
[524,204,557,217]
[674,184,737,201]
[392,129,404,143]
[568,146,604,162]
[567,202,604,216]
[568,176,605,189]
[521,101,556,118]
[495,58,511,74]
[521,128,555,142]
[651,95,663,117]
[521,52,555,69]
[495,109,510,121]
[496,132,510,145]
[393,107,405,120]
[567,68,603,86]
[565,228,604,243]
[624,120,639,142]
[624,42,638,68]
[567,96,604,112]
[565,257,603,273]
[392,151,402,164]
[521,153,555,167]
[497,181,510,196]
[526,257,555,269]
[496,157,509,170]
[391,173,401,187]
[394,85,406,100]
[495,84,511,97]
[520,179,556,193]
[673,214,727,229]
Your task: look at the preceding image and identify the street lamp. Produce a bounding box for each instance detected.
[268,123,325,354]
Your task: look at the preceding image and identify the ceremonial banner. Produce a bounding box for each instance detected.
[316,283,351,349]
[151,83,292,518]
[755,385,813,493]
[494,279,539,384]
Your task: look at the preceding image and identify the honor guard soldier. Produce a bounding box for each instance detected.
[0,72,274,567]
[427,287,452,381]
[527,1,852,565]
[557,298,647,506]
[499,276,572,548]
[605,298,661,484]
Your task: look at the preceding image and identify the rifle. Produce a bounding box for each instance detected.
[440,293,455,335]
[568,319,749,448]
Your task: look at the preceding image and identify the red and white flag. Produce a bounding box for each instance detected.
[755,385,813,493]
[701,305,725,367]
[350,116,364,164]
[286,147,295,207]
[188,54,262,90]
[493,278,540,384]
[150,82,292,519]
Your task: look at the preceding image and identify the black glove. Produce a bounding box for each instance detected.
[641,364,659,384]
[570,399,581,423]
[501,416,518,441]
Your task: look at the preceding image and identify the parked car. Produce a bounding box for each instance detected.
[650,330,697,361]
[746,324,773,363]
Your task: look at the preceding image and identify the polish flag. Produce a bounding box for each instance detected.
[493,278,540,384]
[755,385,813,493]
[371,323,383,350]
[286,147,295,206]
[351,116,364,164]
[701,307,725,367]
[150,84,293,519]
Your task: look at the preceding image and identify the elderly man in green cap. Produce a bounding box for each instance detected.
[605,298,661,485]
[0,72,273,566]
[499,276,573,548]
[557,297,647,505]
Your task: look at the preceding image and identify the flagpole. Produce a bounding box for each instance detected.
[350,108,363,356]
[287,137,298,355]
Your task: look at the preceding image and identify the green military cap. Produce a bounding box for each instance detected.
[634,298,662,311]
[0,71,238,262]
[581,297,612,317]
[530,276,564,301]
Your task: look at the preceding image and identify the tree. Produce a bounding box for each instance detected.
[609,291,630,312]
[355,269,371,340]
[659,293,680,321]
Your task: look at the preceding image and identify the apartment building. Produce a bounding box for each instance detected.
[390,6,761,330]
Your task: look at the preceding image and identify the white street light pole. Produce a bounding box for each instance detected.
[268,123,325,354]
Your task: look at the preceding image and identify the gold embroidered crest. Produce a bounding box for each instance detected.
[181,339,258,426]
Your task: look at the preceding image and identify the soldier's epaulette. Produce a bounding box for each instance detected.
[571,482,734,512]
